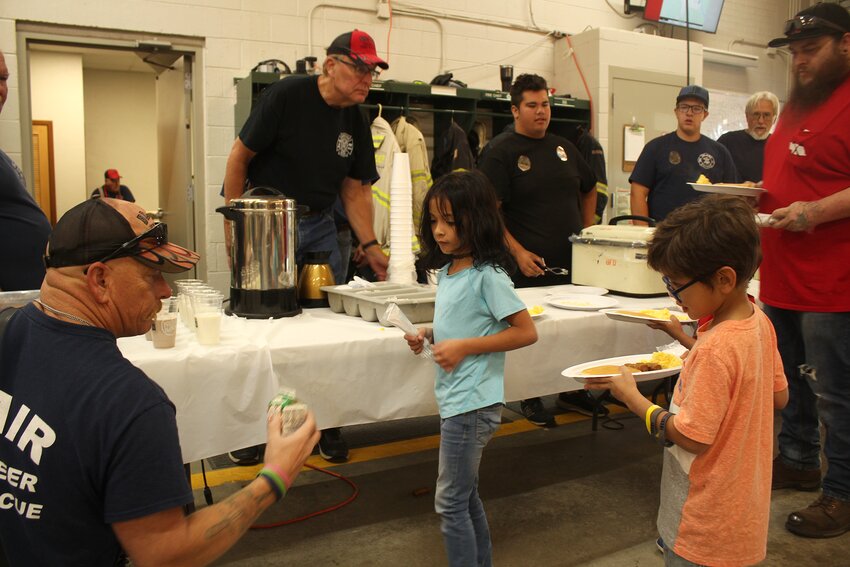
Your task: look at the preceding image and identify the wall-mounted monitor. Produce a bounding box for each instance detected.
[644,0,726,34]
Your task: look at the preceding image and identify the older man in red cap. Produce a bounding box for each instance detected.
[91,168,136,202]
[224,29,390,463]
[761,1,850,539]
[0,198,319,565]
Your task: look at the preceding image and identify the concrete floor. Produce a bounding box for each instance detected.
[195,396,850,566]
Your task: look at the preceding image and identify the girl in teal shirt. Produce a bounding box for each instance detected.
[404,171,537,566]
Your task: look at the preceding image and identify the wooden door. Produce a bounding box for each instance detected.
[32,121,57,225]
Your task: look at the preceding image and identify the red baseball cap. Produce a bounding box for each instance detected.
[327,29,388,70]
[105,169,121,180]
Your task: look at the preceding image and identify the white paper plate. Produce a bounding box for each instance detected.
[546,294,620,311]
[562,354,682,382]
[601,308,695,324]
[688,183,766,197]
[547,284,609,296]
[526,305,546,319]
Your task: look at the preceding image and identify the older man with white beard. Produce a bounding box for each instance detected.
[760,2,850,540]
[717,91,779,183]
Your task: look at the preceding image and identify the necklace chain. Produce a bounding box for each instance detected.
[34,299,94,327]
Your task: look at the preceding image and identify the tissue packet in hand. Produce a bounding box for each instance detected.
[269,391,308,436]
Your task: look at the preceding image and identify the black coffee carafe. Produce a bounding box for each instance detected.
[298,251,335,308]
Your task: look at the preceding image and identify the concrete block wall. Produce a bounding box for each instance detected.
[0,0,792,288]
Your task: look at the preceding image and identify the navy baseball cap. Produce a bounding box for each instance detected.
[769,3,850,47]
[676,85,709,108]
[327,29,388,70]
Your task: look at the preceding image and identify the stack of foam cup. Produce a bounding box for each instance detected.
[388,152,416,284]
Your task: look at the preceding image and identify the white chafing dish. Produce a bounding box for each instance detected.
[570,218,667,297]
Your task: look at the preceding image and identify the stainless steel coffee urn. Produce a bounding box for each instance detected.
[217,188,301,318]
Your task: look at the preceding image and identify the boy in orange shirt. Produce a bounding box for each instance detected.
[586,194,788,566]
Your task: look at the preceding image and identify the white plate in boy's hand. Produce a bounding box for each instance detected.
[562,354,682,383]
[601,308,695,324]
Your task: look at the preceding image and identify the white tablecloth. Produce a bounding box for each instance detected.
[119,285,683,462]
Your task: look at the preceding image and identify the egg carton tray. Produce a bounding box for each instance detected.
[321,283,436,325]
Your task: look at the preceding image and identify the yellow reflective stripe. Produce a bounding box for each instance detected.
[596,182,609,196]
[372,188,391,209]
[375,154,386,167]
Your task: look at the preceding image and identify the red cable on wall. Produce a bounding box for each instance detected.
[564,34,594,136]
[385,0,393,66]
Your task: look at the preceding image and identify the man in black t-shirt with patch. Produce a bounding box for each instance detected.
[479,74,598,427]
[630,85,739,223]
[224,30,389,463]
[717,91,779,183]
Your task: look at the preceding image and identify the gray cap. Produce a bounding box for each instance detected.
[676,85,709,108]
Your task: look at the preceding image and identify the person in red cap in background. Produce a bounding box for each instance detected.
[224,29,389,464]
[91,169,135,202]
[0,198,319,565]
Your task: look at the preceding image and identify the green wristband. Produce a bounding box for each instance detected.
[257,468,286,501]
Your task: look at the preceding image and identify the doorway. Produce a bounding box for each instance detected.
[17,24,205,281]
[31,120,57,225]
[608,68,691,218]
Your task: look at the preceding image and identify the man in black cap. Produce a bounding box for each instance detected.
[91,169,136,202]
[224,29,389,463]
[0,48,51,291]
[0,198,319,565]
[630,84,739,223]
[760,1,850,539]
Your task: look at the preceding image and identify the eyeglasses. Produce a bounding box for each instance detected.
[748,111,774,121]
[784,15,848,37]
[85,223,168,272]
[662,275,703,303]
[676,104,706,115]
[332,57,381,80]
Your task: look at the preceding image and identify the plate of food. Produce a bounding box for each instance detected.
[546,294,620,311]
[562,352,683,383]
[527,304,546,319]
[601,308,695,324]
[688,182,766,197]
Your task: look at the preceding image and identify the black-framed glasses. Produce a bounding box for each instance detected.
[784,15,848,37]
[676,104,706,115]
[662,275,702,303]
[332,56,381,80]
[86,223,168,271]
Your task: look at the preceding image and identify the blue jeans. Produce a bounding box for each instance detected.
[297,212,344,285]
[765,305,850,500]
[435,403,502,567]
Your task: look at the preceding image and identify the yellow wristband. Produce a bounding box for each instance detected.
[645,404,662,435]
